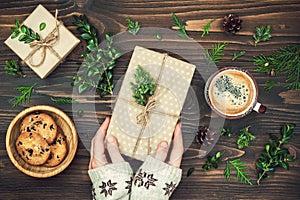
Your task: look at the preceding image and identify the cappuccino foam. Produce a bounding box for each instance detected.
[208,69,256,116]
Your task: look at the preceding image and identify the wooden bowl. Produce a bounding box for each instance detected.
[6,105,78,178]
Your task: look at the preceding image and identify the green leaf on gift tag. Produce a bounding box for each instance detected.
[12,83,36,107]
[4,60,26,78]
[39,22,46,31]
[130,65,156,106]
[126,18,140,35]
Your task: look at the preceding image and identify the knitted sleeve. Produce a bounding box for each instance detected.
[130,156,182,200]
[88,162,133,200]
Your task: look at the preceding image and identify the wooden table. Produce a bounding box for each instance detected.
[0,0,299,199]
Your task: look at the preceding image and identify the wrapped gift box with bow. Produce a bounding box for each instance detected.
[106,46,195,161]
[5,4,80,79]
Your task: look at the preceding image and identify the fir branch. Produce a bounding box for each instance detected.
[11,19,40,44]
[232,51,246,61]
[264,80,277,92]
[224,161,231,181]
[253,25,271,46]
[126,18,140,35]
[230,159,253,185]
[4,60,26,78]
[237,126,256,149]
[202,151,222,170]
[130,65,156,106]
[253,44,300,90]
[12,83,36,107]
[256,124,296,185]
[172,13,189,39]
[50,97,77,104]
[201,19,215,38]
[206,43,228,65]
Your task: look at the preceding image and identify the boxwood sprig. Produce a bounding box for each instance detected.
[11,19,41,44]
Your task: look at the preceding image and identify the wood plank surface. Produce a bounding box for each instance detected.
[0,0,300,199]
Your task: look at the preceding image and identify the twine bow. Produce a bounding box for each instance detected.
[22,9,62,67]
[136,96,157,125]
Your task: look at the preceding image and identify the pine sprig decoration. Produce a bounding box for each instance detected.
[232,51,246,61]
[201,19,215,38]
[253,25,271,46]
[202,151,222,170]
[229,159,253,185]
[206,43,228,65]
[50,97,77,104]
[253,44,300,90]
[11,19,40,44]
[130,65,156,106]
[73,15,99,52]
[172,13,189,39]
[4,60,26,78]
[12,83,36,107]
[256,124,296,185]
[126,18,140,35]
[237,126,256,149]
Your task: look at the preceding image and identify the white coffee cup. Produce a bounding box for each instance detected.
[205,67,266,119]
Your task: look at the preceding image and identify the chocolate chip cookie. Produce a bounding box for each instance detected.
[20,113,57,144]
[16,131,50,166]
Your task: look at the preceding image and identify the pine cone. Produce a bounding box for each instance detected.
[194,126,208,144]
[223,14,242,33]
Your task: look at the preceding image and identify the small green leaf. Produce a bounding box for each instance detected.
[156,34,162,40]
[81,33,92,40]
[187,167,195,177]
[11,31,20,39]
[39,22,46,31]
[15,19,20,28]
[21,25,27,33]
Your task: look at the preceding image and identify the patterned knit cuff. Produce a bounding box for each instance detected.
[88,162,133,183]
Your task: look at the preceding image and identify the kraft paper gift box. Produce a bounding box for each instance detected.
[107,46,195,161]
[4,4,80,79]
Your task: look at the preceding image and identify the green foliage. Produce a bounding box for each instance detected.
[126,18,140,35]
[172,13,189,39]
[229,159,253,185]
[220,127,233,137]
[232,51,246,61]
[237,126,256,149]
[11,19,40,44]
[201,19,215,38]
[202,151,222,170]
[264,80,277,92]
[130,65,156,106]
[253,44,300,90]
[256,124,296,185]
[4,60,26,78]
[224,162,231,181]
[156,34,162,40]
[73,15,99,51]
[12,84,36,107]
[187,167,195,177]
[253,25,271,46]
[50,97,77,104]
[39,22,46,31]
[206,43,228,65]
[73,15,121,97]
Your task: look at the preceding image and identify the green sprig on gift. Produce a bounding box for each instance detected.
[130,65,156,106]
[10,19,47,44]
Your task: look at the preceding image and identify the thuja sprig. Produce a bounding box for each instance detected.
[72,34,121,96]
[253,25,271,46]
[202,151,222,170]
[12,83,36,107]
[256,124,296,185]
[73,15,99,52]
[130,65,156,106]
[237,126,256,149]
[253,44,300,90]
[225,159,253,185]
[172,13,189,39]
[206,42,228,65]
[201,19,215,38]
[4,60,26,78]
[11,19,40,44]
[232,51,246,61]
[126,18,140,35]
[50,97,78,104]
